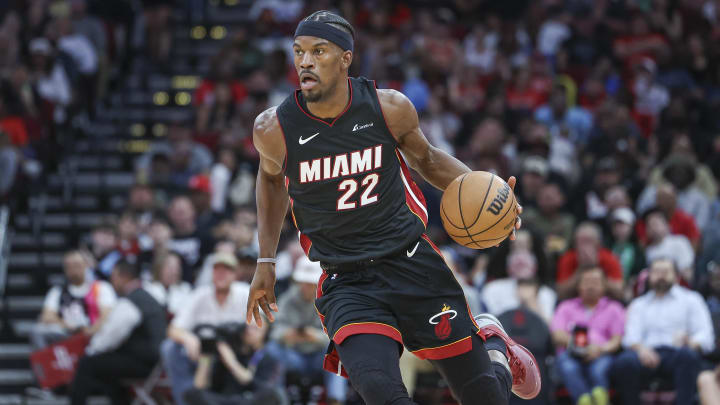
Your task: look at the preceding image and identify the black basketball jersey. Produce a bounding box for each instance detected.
[276,77,427,264]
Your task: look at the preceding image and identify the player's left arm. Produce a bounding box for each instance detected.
[377,88,470,190]
[377,88,522,237]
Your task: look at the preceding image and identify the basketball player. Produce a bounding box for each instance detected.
[246,11,541,405]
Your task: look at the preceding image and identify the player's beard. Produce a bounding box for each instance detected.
[304,87,322,102]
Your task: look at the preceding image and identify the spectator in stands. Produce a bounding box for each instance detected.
[183,322,286,405]
[534,82,593,146]
[0,130,18,202]
[523,179,575,257]
[613,258,714,405]
[127,183,157,231]
[609,207,645,284]
[143,252,192,316]
[87,220,123,280]
[482,246,556,324]
[70,260,167,405]
[31,250,116,349]
[117,211,140,259]
[514,155,549,210]
[577,157,624,221]
[28,37,71,124]
[441,247,482,316]
[135,120,213,189]
[50,16,98,117]
[137,216,175,277]
[194,60,246,134]
[188,174,217,235]
[636,183,700,248]
[209,149,236,214]
[551,265,625,405]
[644,209,695,283]
[556,222,624,300]
[168,195,209,282]
[162,252,250,405]
[266,258,347,405]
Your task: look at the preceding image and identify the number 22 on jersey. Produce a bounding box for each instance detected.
[337,173,379,210]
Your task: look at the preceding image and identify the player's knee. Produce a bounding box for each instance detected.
[345,358,412,405]
[458,372,508,405]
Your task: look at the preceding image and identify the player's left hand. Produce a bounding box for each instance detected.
[500,176,522,245]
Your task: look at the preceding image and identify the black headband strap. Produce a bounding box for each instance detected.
[294,20,353,52]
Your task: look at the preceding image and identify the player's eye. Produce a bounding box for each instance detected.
[294,49,303,56]
[314,48,324,55]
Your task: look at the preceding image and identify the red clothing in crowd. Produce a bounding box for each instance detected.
[556,248,624,283]
[635,209,700,245]
[194,79,248,106]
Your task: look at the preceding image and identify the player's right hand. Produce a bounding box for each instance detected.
[246,263,279,327]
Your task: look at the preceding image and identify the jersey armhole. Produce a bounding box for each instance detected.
[372,80,400,147]
[274,109,288,173]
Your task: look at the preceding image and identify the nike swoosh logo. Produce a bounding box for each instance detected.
[407,242,419,257]
[299,132,320,145]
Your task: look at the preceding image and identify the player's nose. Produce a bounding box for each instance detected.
[299,52,314,69]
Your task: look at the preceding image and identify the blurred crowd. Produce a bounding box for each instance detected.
[15,0,720,404]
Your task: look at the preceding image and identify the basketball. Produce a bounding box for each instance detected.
[440,171,518,249]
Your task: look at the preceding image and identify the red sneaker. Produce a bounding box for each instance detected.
[474,313,541,399]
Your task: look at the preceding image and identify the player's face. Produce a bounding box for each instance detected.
[293,36,351,102]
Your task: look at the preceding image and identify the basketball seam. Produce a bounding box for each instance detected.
[469,192,516,237]
[459,173,492,249]
[441,197,465,229]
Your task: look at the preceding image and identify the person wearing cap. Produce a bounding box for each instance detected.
[162,252,250,405]
[515,155,549,210]
[265,257,347,405]
[609,207,645,283]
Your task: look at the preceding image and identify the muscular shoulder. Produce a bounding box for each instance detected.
[376,88,419,142]
[253,106,282,140]
[253,106,285,169]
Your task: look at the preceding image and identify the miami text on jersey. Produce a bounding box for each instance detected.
[299,144,383,184]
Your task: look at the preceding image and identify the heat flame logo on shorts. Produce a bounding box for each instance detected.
[429,304,457,340]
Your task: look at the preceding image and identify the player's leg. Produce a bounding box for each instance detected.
[335,333,417,405]
[430,333,511,405]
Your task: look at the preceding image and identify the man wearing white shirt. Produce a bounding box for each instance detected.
[613,258,714,405]
[30,250,116,349]
[161,252,250,405]
[70,260,166,405]
[644,210,695,282]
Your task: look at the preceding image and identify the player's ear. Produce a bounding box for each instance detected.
[341,50,353,70]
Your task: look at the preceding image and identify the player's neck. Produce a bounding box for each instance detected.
[306,78,350,119]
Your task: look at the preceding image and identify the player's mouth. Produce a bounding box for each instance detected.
[300,73,319,90]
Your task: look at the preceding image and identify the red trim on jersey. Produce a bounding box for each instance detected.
[299,232,312,255]
[284,176,290,190]
[316,272,329,299]
[294,78,353,127]
[395,149,428,226]
[412,335,472,360]
[275,109,288,172]
[333,322,404,345]
[421,234,442,256]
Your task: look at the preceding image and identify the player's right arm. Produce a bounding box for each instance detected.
[246,107,289,327]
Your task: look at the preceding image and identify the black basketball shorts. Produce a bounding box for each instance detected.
[314,234,482,377]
